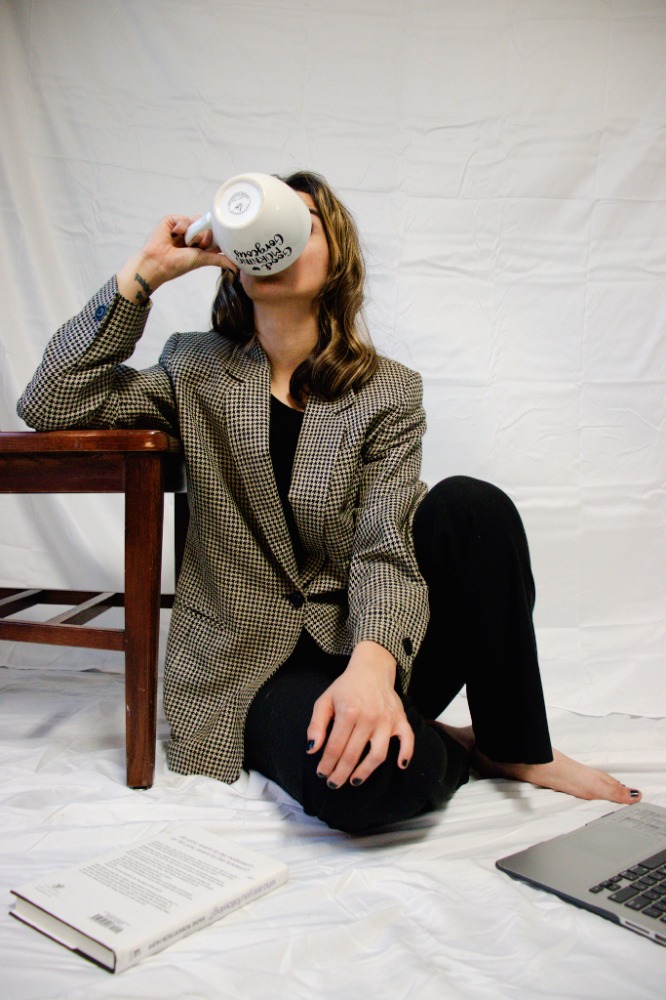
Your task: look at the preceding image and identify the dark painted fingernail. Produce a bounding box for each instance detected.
[401,759,410,769]
[316,770,326,779]
[306,740,315,751]
[351,777,363,786]
[327,780,338,790]
[630,789,641,798]
[192,242,200,248]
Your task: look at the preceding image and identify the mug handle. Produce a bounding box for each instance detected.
[185,211,213,246]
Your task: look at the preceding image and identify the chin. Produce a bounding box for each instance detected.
[243,271,285,291]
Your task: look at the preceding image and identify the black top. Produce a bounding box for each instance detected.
[269,394,305,566]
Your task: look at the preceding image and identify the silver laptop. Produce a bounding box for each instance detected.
[497,802,666,946]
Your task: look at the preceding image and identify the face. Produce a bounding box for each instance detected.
[239,192,330,308]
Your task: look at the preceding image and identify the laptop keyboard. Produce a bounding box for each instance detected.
[589,847,666,921]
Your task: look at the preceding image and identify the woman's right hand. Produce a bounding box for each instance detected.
[116,215,237,306]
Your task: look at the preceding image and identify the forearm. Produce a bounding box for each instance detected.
[16,278,176,432]
[348,370,429,683]
[17,214,226,431]
[349,558,428,661]
[348,492,429,686]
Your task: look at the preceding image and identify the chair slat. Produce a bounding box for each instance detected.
[45,592,117,626]
[0,619,125,650]
[0,589,43,617]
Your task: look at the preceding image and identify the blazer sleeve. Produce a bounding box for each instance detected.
[17,276,179,434]
[347,368,429,688]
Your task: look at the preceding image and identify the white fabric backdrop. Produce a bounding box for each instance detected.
[1,0,665,716]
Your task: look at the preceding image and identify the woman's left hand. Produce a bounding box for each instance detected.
[306,641,414,787]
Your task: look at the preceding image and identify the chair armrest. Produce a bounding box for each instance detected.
[0,430,181,454]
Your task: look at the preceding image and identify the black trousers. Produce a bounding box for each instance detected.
[244,477,553,834]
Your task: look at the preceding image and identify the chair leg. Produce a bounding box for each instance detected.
[124,454,164,789]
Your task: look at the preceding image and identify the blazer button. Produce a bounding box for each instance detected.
[94,304,108,320]
[403,637,413,656]
[287,592,305,609]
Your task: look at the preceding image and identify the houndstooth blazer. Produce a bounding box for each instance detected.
[17,277,430,783]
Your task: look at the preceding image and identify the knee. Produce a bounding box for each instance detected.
[425,475,515,512]
[416,476,523,535]
[413,476,529,579]
[307,720,466,834]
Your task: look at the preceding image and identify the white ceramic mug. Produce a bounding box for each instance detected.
[185,173,312,275]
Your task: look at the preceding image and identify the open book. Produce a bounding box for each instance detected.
[10,826,288,973]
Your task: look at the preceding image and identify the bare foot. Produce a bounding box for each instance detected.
[434,722,642,805]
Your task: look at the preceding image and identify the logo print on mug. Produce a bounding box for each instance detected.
[228,191,251,216]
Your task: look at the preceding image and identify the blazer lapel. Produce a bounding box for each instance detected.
[198,342,300,583]
[289,387,355,584]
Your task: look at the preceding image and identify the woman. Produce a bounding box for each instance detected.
[17,171,640,833]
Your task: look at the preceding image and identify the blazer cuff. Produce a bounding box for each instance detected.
[85,275,153,349]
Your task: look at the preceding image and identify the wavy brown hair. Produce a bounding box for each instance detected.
[210,171,377,404]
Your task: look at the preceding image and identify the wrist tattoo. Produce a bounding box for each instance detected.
[134,272,153,303]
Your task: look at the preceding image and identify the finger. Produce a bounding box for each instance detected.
[191,229,212,251]
[395,716,415,770]
[191,249,231,270]
[326,726,388,789]
[219,253,239,274]
[350,718,415,787]
[168,215,195,239]
[315,712,358,780]
[306,692,334,755]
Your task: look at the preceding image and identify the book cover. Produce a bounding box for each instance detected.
[10,825,288,973]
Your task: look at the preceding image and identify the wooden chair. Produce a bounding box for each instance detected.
[0,430,188,789]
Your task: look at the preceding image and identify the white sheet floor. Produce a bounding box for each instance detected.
[2,660,665,1000]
